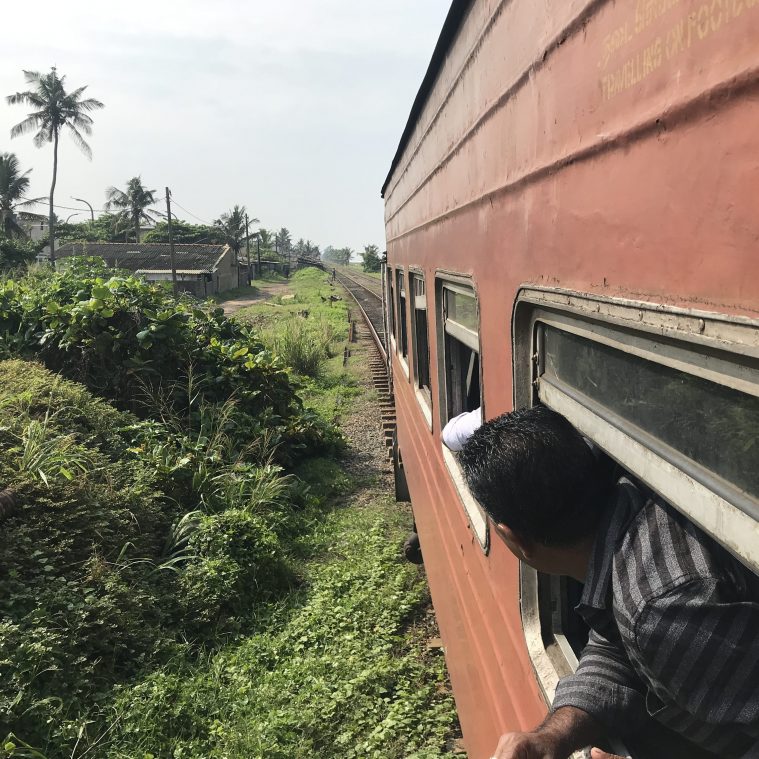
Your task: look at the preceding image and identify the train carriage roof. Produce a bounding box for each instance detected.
[381,0,472,198]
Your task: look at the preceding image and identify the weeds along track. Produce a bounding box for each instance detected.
[333,269,395,457]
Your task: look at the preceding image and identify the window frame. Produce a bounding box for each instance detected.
[387,266,397,353]
[409,268,433,427]
[512,285,759,703]
[435,272,489,551]
[395,268,410,378]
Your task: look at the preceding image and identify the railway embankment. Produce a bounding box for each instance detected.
[0,264,459,758]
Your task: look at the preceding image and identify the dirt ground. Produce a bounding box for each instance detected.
[220,281,292,314]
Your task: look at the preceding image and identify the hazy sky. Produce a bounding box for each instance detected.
[1,1,449,251]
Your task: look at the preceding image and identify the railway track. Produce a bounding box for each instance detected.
[332,268,387,362]
[330,268,395,457]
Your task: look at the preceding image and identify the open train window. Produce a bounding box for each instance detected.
[512,287,759,712]
[436,276,488,550]
[396,270,409,374]
[410,273,432,423]
[386,266,396,350]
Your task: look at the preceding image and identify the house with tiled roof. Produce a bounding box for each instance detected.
[56,242,245,297]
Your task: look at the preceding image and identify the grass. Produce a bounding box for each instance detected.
[236,267,357,402]
[0,266,458,758]
[347,262,381,279]
[106,493,456,758]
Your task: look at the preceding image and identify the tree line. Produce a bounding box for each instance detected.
[2,66,376,272]
[322,244,384,272]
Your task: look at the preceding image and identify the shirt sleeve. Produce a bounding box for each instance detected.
[634,577,759,732]
[441,407,482,452]
[553,628,648,731]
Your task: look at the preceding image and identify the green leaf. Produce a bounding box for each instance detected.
[91,285,110,299]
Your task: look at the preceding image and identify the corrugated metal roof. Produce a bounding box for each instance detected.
[56,242,230,272]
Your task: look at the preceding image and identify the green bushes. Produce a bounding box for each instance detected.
[267,315,336,377]
[0,359,311,755]
[0,259,297,427]
[0,265,455,758]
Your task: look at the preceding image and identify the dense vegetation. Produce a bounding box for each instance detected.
[0,265,456,758]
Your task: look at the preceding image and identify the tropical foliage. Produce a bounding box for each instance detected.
[215,205,256,256]
[0,237,38,269]
[0,153,33,238]
[323,245,353,266]
[55,213,128,244]
[143,219,225,245]
[0,267,455,757]
[104,176,158,243]
[361,244,383,273]
[6,67,104,262]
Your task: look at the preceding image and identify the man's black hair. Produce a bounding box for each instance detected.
[459,405,611,547]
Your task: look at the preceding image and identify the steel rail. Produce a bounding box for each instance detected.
[333,270,387,365]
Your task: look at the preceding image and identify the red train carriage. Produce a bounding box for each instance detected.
[381,1,759,757]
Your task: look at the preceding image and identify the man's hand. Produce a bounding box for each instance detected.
[489,707,604,759]
[590,750,628,759]
[490,730,563,758]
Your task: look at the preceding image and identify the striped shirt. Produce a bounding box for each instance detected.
[553,479,759,758]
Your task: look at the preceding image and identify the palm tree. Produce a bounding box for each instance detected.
[0,153,32,238]
[275,227,292,255]
[105,177,158,243]
[7,68,104,264]
[214,205,257,257]
[257,228,273,251]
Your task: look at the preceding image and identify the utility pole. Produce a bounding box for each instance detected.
[245,213,252,284]
[165,187,178,297]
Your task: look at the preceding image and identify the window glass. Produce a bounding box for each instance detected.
[397,271,408,359]
[445,335,480,419]
[444,287,478,332]
[411,275,430,395]
[440,282,480,422]
[542,325,759,501]
[387,269,396,343]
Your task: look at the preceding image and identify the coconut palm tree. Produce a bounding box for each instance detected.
[214,205,257,257]
[0,153,33,238]
[275,227,292,254]
[105,177,158,243]
[7,68,104,264]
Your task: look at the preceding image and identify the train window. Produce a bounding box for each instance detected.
[386,267,396,349]
[436,277,488,549]
[512,287,759,709]
[396,271,409,373]
[410,273,432,420]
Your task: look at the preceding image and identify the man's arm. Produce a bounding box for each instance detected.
[491,706,603,758]
[491,630,646,758]
[552,629,648,732]
[441,407,482,451]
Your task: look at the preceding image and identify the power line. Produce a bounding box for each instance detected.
[20,196,111,214]
[169,198,213,226]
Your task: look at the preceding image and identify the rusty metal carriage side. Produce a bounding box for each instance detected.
[383,1,759,756]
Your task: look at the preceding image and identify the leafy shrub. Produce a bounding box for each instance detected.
[267,316,334,377]
[179,509,292,637]
[0,236,38,270]
[0,258,296,422]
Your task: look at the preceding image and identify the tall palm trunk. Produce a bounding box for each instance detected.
[49,130,59,266]
[134,213,140,244]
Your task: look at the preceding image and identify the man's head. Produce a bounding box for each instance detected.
[459,405,610,574]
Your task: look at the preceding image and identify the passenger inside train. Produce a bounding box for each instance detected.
[458,405,759,759]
